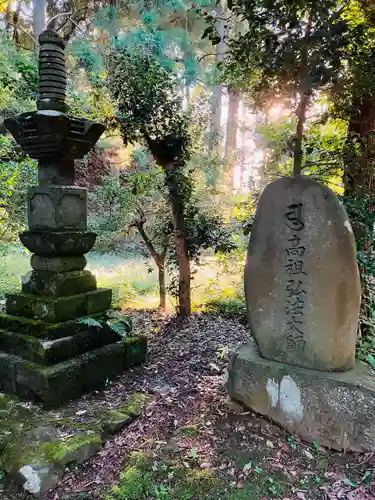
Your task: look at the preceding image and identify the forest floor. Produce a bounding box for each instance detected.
[2,310,375,500]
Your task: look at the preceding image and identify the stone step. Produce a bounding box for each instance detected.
[0,313,106,340]
[6,288,112,322]
[0,325,120,365]
[22,270,97,297]
[0,336,147,407]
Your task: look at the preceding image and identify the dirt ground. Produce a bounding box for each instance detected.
[6,310,375,500]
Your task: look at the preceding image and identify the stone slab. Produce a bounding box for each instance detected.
[226,342,375,452]
[31,255,87,272]
[22,270,97,297]
[6,288,112,322]
[0,336,147,407]
[28,186,87,232]
[0,313,106,340]
[20,231,96,256]
[0,325,120,365]
[245,175,361,371]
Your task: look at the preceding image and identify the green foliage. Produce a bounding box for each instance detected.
[108,43,190,168]
[0,35,37,118]
[0,136,37,240]
[0,244,30,299]
[342,195,375,361]
[220,0,352,106]
[77,313,133,343]
[204,298,247,319]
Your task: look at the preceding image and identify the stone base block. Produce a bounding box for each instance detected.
[22,270,97,297]
[20,231,96,256]
[6,288,112,322]
[0,336,147,407]
[226,342,375,452]
[0,325,120,365]
[31,255,87,272]
[0,313,106,340]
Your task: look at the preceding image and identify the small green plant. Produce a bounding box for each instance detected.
[154,484,171,498]
[78,313,133,343]
[287,435,297,450]
[299,477,309,490]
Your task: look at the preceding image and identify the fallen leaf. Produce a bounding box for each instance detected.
[200,462,212,469]
[236,478,245,489]
[303,449,314,460]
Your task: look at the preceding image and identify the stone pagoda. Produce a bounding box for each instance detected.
[0,30,146,407]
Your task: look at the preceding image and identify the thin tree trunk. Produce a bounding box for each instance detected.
[135,222,168,312]
[33,0,46,41]
[208,1,226,151]
[158,265,166,311]
[225,88,240,170]
[293,12,312,176]
[165,163,191,318]
[293,92,310,175]
[12,2,22,47]
[5,1,12,38]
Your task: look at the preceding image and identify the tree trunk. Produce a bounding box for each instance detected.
[5,1,12,37]
[293,11,312,176]
[164,163,191,318]
[12,2,22,47]
[158,265,166,311]
[293,92,310,175]
[343,95,375,340]
[135,222,168,312]
[208,1,226,151]
[225,88,240,171]
[33,0,46,41]
[344,95,375,195]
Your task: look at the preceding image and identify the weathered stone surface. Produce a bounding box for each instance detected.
[20,231,97,256]
[31,255,86,272]
[6,288,112,322]
[0,313,106,340]
[100,410,133,435]
[22,270,97,297]
[0,337,147,407]
[86,288,112,315]
[245,175,361,371]
[227,343,375,452]
[28,186,87,231]
[0,325,120,365]
[1,425,103,494]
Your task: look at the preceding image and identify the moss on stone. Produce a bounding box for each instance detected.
[118,392,149,417]
[48,432,103,464]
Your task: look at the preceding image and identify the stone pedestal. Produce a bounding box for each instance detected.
[227,343,375,452]
[0,180,146,407]
[0,30,147,407]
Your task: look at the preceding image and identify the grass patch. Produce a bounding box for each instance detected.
[106,451,290,500]
[0,245,245,313]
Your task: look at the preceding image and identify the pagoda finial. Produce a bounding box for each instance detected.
[37,30,67,112]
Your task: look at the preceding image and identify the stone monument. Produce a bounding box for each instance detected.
[227,175,375,452]
[0,30,146,407]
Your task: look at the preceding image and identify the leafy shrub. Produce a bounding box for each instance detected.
[204,298,247,321]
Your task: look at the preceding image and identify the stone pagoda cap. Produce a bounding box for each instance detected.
[4,29,105,160]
